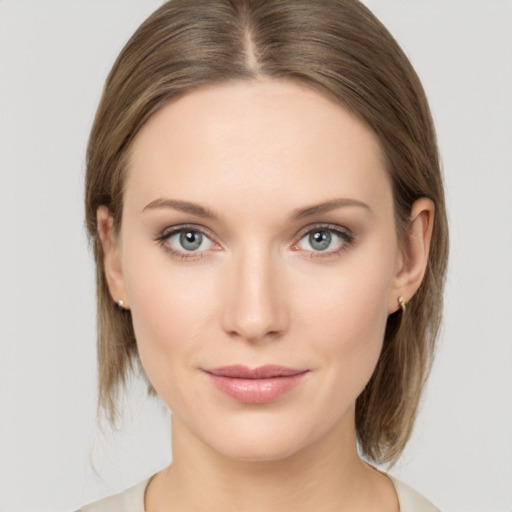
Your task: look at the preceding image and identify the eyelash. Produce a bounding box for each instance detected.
[155,224,219,260]
[155,223,355,260]
[292,223,355,258]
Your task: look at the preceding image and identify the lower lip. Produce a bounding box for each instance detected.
[205,372,308,404]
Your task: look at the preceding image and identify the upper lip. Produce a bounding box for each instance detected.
[204,365,307,379]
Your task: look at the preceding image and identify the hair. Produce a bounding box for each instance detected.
[85,0,448,465]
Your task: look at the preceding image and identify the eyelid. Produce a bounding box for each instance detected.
[158,223,213,240]
[155,222,354,259]
[293,222,352,242]
[291,223,355,254]
[155,223,222,257]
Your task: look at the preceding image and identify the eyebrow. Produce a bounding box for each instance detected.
[142,197,371,220]
[291,198,372,220]
[142,198,216,218]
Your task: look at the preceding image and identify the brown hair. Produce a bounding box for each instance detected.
[85,0,448,465]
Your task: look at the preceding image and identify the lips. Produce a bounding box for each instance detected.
[203,365,309,404]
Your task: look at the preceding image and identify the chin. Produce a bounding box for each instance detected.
[185,407,346,464]
[208,432,313,463]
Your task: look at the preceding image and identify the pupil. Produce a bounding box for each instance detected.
[310,230,331,251]
[180,231,202,251]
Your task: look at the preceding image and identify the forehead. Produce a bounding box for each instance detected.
[125,79,391,216]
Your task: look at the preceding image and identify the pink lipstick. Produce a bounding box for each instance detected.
[203,365,309,404]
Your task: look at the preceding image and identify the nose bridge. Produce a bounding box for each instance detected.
[222,244,288,342]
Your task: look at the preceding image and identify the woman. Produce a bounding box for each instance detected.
[81,0,448,510]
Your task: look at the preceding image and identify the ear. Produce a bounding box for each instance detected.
[388,198,435,314]
[97,206,129,309]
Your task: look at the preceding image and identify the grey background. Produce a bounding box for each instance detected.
[0,1,511,511]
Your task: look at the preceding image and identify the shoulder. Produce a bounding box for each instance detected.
[388,475,442,512]
[77,478,151,512]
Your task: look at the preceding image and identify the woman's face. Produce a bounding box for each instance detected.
[105,79,407,461]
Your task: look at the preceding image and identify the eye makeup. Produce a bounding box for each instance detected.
[154,224,221,260]
[291,223,356,259]
[154,221,356,262]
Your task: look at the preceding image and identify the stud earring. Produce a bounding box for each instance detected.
[397,296,407,314]
[116,299,125,309]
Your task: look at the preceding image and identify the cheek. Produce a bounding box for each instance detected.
[293,249,395,391]
[121,242,216,399]
[120,219,398,416]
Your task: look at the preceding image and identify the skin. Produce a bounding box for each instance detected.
[98,79,434,511]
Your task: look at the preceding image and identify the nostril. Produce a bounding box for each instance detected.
[223,308,289,343]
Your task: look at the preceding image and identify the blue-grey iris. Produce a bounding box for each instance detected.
[309,230,331,251]
[180,231,202,251]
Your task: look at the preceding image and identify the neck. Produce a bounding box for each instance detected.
[145,413,396,512]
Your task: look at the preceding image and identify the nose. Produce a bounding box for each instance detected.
[221,247,289,343]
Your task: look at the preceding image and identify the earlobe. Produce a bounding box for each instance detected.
[388,198,435,313]
[97,206,128,308]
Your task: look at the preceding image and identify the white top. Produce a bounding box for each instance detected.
[79,474,441,511]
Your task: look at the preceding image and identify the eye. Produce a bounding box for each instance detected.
[170,230,211,252]
[295,226,353,254]
[157,226,217,257]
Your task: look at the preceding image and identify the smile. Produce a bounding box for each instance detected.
[203,365,309,404]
